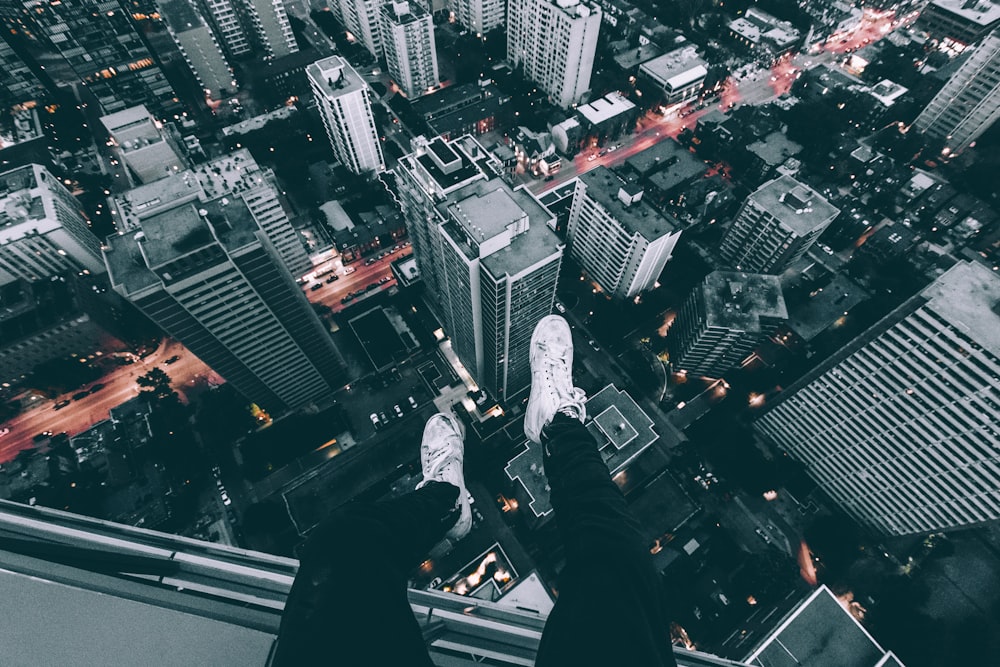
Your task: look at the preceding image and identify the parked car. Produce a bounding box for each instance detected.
[370,413,380,428]
[0,427,9,436]
[310,283,323,291]
[53,400,71,410]
[343,267,356,275]
[408,396,418,409]
[165,355,180,364]
[88,383,105,394]
[394,404,404,418]
[72,391,90,401]
[326,274,340,283]
[554,301,566,314]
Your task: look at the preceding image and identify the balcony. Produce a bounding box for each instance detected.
[0,499,748,666]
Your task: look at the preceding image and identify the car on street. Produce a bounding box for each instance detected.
[408,396,418,409]
[72,391,90,401]
[326,274,340,283]
[33,431,53,442]
[0,427,9,436]
[343,267,356,275]
[394,404,404,418]
[165,355,181,364]
[554,301,566,314]
[311,283,323,291]
[370,413,380,428]
[379,411,389,424]
[341,296,353,304]
[587,154,597,162]
[588,339,600,351]
[88,383,105,394]
[53,400,71,410]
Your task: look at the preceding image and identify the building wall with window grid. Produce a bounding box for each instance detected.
[755,296,1000,536]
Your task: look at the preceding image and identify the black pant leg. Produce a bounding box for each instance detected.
[535,414,676,667]
[273,482,460,666]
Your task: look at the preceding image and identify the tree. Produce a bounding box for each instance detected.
[137,367,177,402]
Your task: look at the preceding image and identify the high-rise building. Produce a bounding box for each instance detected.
[112,149,312,277]
[332,0,384,58]
[307,56,385,175]
[452,0,506,35]
[0,32,45,111]
[913,30,1000,156]
[755,261,1000,536]
[104,195,344,413]
[396,135,564,402]
[196,0,253,59]
[3,0,179,116]
[0,165,104,279]
[916,0,1000,51]
[381,1,439,99]
[100,106,187,186]
[242,0,299,58]
[719,175,839,275]
[507,0,601,109]
[667,271,786,378]
[566,167,682,300]
[159,0,237,101]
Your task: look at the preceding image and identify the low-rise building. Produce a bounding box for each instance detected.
[729,8,801,60]
[100,106,186,185]
[638,46,708,108]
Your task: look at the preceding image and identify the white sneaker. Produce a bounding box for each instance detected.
[416,412,471,541]
[524,315,586,444]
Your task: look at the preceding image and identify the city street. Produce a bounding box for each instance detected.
[301,245,408,313]
[0,341,216,464]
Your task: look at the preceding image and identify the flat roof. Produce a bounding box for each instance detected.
[639,47,708,90]
[747,132,803,167]
[702,270,787,332]
[921,260,1000,356]
[747,586,902,667]
[576,92,636,125]
[99,105,154,133]
[749,175,839,236]
[613,44,663,70]
[926,0,1000,26]
[579,166,679,241]
[784,272,869,342]
[159,0,204,30]
[306,55,366,99]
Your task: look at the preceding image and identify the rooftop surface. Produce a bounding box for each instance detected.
[158,0,204,30]
[702,270,787,331]
[625,139,698,176]
[921,259,1000,356]
[783,272,870,342]
[576,92,636,125]
[613,44,663,70]
[746,586,904,667]
[748,175,839,235]
[639,47,708,89]
[747,132,803,168]
[579,166,679,241]
[306,55,367,98]
[926,0,1000,26]
[382,0,429,24]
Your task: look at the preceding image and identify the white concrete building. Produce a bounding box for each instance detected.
[0,164,104,281]
[307,56,385,175]
[755,261,1000,536]
[332,0,385,57]
[160,0,237,100]
[244,0,299,58]
[381,1,439,98]
[395,135,564,401]
[507,0,602,109]
[452,0,506,34]
[719,175,839,274]
[566,166,681,299]
[638,46,708,107]
[913,30,1000,157]
[104,195,344,413]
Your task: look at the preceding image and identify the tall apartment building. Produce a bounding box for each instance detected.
[196,0,252,59]
[507,0,601,109]
[0,32,45,110]
[332,0,384,57]
[396,135,564,402]
[381,1,439,99]
[307,56,385,175]
[159,0,237,101]
[104,196,344,413]
[719,175,839,275]
[112,149,311,276]
[242,0,299,58]
[0,164,110,381]
[566,167,682,299]
[913,30,1000,156]
[3,0,179,116]
[452,0,506,34]
[667,271,786,378]
[755,261,1000,536]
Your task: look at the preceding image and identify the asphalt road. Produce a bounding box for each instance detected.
[300,244,408,313]
[0,341,216,464]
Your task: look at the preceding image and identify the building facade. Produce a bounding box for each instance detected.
[916,0,1000,51]
[507,0,602,109]
[452,0,506,34]
[396,135,564,402]
[381,1,439,99]
[719,175,839,274]
[242,0,299,59]
[332,0,384,57]
[196,0,252,59]
[566,167,681,299]
[0,32,45,111]
[159,0,237,101]
[307,56,385,175]
[913,30,1000,156]
[104,197,344,413]
[667,271,786,377]
[755,261,1000,536]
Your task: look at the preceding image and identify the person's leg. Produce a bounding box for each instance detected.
[524,316,675,666]
[273,413,471,666]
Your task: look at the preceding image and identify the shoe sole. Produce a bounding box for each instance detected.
[424,412,472,542]
[525,315,573,444]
